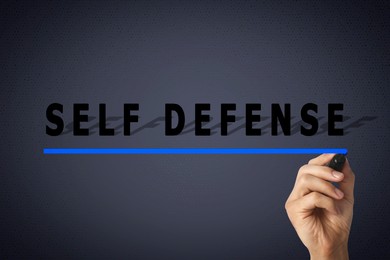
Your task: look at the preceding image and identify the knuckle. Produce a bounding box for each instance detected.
[310,192,321,202]
[297,164,308,176]
[324,182,334,193]
[284,200,290,211]
[299,174,311,185]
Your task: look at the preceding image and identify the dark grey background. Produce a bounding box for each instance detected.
[1,1,389,259]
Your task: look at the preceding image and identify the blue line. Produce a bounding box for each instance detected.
[43,148,347,154]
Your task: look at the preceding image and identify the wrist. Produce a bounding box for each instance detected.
[309,243,349,260]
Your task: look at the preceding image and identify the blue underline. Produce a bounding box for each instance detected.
[43,148,347,154]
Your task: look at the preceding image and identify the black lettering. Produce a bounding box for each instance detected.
[46,103,64,136]
[328,103,343,136]
[99,104,115,136]
[165,104,185,135]
[246,104,261,136]
[73,103,89,136]
[124,104,139,136]
[195,104,211,136]
[272,104,291,136]
[301,103,318,136]
[221,104,236,136]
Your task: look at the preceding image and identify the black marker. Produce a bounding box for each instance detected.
[326,154,346,172]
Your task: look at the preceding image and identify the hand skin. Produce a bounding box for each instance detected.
[285,154,355,260]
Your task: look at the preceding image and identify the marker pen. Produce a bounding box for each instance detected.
[327,154,346,172]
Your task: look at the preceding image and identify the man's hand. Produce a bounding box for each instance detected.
[285,154,355,260]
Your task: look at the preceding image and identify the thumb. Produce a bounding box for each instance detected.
[339,158,355,203]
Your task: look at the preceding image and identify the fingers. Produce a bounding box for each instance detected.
[293,174,344,200]
[286,153,355,213]
[287,192,338,215]
[288,164,345,201]
[297,164,344,182]
[306,153,355,204]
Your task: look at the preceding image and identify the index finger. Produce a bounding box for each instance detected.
[308,153,336,165]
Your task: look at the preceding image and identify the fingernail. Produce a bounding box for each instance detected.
[335,188,344,198]
[332,171,344,179]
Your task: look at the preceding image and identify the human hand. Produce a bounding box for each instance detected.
[285,154,355,260]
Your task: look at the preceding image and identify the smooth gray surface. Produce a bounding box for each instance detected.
[1,1,389,259]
